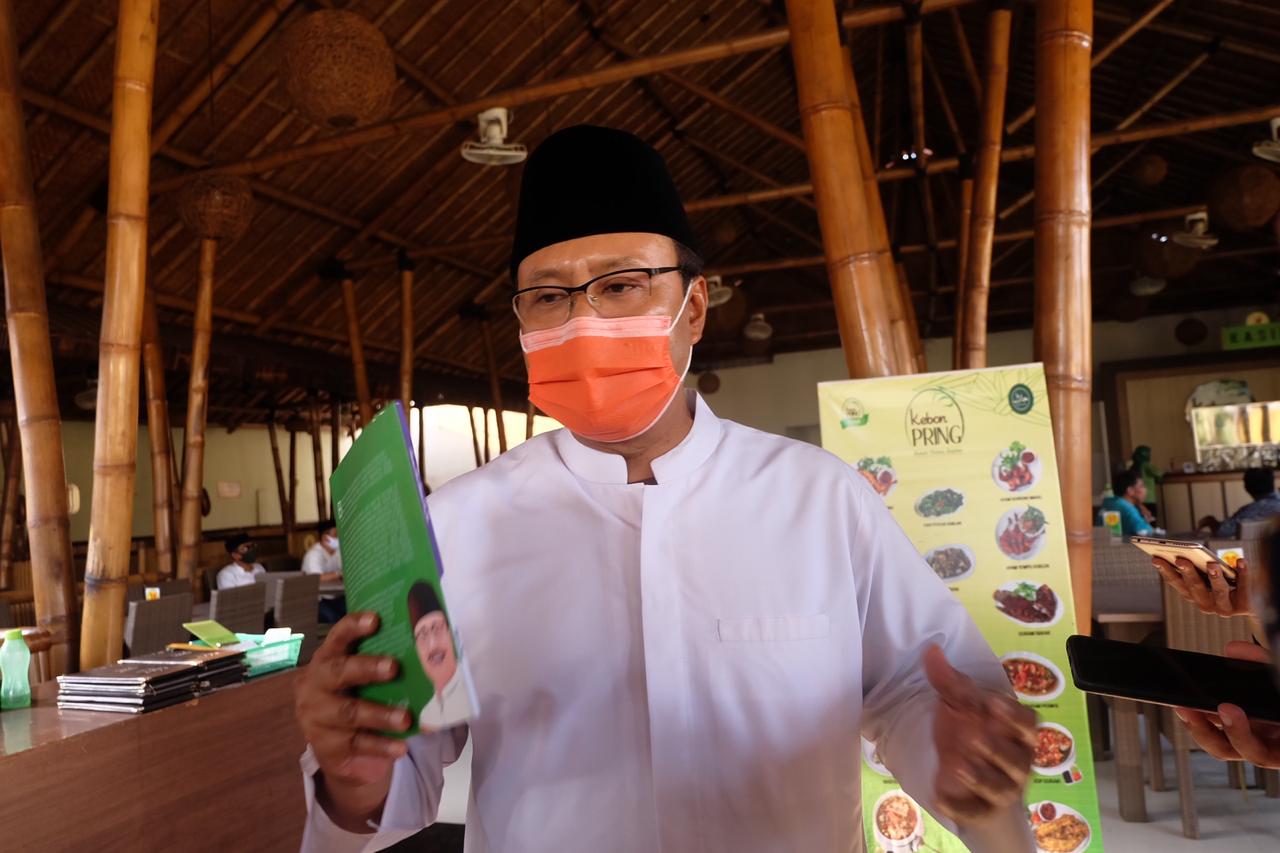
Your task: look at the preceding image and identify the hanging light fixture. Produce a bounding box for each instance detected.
[279,10,396,128]
[179,173,253,242]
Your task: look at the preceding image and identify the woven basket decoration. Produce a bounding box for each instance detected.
[1208,164,1280,232]
[279,11,395,129]
[1133,221,1199,279]
[1128,153,1167,187]
[179,173,253,242]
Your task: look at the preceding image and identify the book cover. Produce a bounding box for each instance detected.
[330,401,479,737]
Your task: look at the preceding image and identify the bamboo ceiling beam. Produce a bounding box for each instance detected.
[951,157,974,368]
[1033,0,1093,634]
[947,6,983,109]
[999,43,1214,221]
[0,0,80,672]
[333,263,374,426]
[81,0,158,671]
[923,46,966,155]
[1091,3,1280,68]
[17,1,85,71]
[958,2,1013,369]
[152,0,981,187]
[1005,0,1175,135]
[787,0,895,378]
[903,1,943,333]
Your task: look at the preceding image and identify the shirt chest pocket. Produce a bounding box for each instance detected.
[716,613,830,643]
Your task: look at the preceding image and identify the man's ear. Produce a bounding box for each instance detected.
[686,276,708,346]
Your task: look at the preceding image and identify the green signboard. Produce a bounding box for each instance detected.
[1222,322,1280,351]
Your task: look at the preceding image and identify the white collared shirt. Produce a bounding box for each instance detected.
[216,562,264,590]
[302,542,342,576]
[417,673,475,732]
[301,393,1032,852]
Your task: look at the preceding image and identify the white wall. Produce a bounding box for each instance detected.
[694,307,1255,493]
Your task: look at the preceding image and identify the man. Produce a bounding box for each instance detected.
[407,582,472,730]
[216,532,265,589]
[295,126,1036,852]
[1127,445,1161,521]
[1205,468,1280,539]
[1098,468,1155,537]
[303,521,346,623]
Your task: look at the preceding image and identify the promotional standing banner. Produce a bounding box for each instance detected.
[819,364,1103,853]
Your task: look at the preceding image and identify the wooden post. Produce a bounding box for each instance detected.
[288,426,298,529]
[175,238,215,581]
[468,406,482,468]
[896,262,928,372]
[0,420,20,589]
[309,394,325,521]
[1033,0,1093,633]
[480,318,508,453]
[80,0,159,671]
[329,399,341,512]
[526,401,536,441]
[785,0,895,378]
[416,404,428,492]
[330,260,373,426]
[952,156,974,369]
[843,44,911,374]
[267,416,292,538]
[959,2,1013,369]
[0,0,79,668]
[482,409,493,464]
[141,289,176,579]
[398,251,414,412]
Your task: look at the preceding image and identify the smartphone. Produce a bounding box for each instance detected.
[1129,534,1237,585]
[1066,635,1280,723]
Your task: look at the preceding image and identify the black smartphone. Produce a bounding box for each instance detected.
[1066,635,1280,723]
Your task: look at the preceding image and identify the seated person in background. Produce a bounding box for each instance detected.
[1199,468,1280,539]
[1127,445,1161,522]
[216,533,265,589]
[303,521,345,624]
[1098,468,1155,537]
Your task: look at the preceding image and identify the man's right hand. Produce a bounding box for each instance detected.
[295,612,411,831]
[1152,555,1253,619]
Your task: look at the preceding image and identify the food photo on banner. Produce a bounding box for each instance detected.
[819,364,1103,853]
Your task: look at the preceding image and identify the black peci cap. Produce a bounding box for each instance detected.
[509,125,700,284]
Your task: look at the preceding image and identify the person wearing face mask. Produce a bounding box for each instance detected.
[302,521,346,623]
[216,533,265,590]
[295,126,1036,853]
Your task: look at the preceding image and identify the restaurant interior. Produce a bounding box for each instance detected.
[0,0,1278,850]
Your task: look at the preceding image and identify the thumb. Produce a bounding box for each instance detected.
[923,644,976,710]
[1224,640,1271,664]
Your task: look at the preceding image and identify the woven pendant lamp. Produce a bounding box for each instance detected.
[1208,164,1280,232]
[178,173,253,241]
[1134,221,1200,279]
[279,10,395,128]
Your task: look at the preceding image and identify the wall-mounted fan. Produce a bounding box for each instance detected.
[461,108,528,166]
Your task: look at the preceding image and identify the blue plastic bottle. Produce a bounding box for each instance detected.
[1,629,31,710]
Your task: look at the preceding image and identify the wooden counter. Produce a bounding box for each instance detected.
[0,670,306,851]
[1158,470,1252,532]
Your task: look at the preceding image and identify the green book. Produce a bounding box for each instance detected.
[330,402,479,736]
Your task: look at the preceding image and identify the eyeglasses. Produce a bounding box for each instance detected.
[512,266,685,331]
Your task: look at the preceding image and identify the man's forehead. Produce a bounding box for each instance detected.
[519,233,676,283]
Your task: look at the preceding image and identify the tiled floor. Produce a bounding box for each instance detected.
[1095,742,1280,851]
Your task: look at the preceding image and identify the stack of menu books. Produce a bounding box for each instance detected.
[56,647,247,714]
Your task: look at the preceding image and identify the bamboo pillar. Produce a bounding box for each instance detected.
[482,409,493,463]
[844,44,912,375]
[141,289,176,578]
[330,399,341,512]
[398,252,414,412]
[959,2,1013,369]
[309,394,325,521]
[468,406,482,468]
[175,238,215,581]
[952,155,974,368]
[416,404,428,491]
[1,1,80,665]
[526,401,536,441]
[81,0,159,669]
[331,261,373,425]
[0,420,20,589]
[1033,0,1093,633]
[480,318,508,453]
[288,426,298,529]
[896,262,927,372]
[785,0,895,378]
[267,416,292,537]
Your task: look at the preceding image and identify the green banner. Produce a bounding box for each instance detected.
[1222,322,1280,351]
[819,364,1103,853]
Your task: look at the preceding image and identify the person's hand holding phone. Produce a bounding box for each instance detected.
[1152,555,1251,619]
[1174,641,1280,770]
[295,612,411,831]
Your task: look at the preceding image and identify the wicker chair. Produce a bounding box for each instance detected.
[1091,528,1163,616]
[273,574,321,664]
[124,593,194,656]
[209,584,267,634]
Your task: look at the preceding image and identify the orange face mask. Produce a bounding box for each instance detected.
[520,306,691,443]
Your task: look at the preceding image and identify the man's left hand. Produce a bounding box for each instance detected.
[1175,641,1280,770]
[924,644,1037,823]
